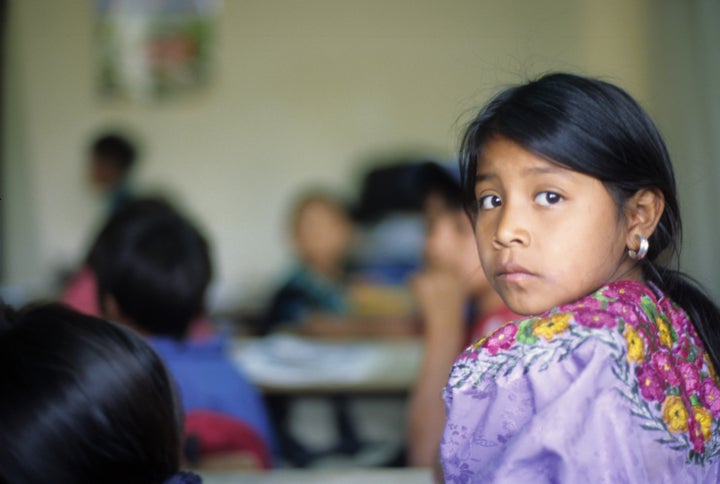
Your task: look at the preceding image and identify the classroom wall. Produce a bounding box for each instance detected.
[3,0,656,311]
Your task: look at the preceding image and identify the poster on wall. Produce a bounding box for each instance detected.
[95,0,221,102]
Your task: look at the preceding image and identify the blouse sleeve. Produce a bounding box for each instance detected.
[440,334,678,483]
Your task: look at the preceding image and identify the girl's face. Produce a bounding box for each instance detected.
[473,137,642,315]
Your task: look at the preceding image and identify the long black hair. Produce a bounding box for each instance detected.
[0,303,183,484]
[458,72,720,370]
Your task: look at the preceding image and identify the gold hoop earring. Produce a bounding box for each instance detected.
[628,235,649,260]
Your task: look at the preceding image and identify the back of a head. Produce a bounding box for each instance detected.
[0,304,181,484]
[414,161,464,212]
[92,198,213,338]
[91,132,138,172]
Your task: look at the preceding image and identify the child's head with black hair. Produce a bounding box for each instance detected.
[89,132,138,191]
[458,72,720,370]
[91,197,213,339]
[0,303,189,484]
[415,161,465,213]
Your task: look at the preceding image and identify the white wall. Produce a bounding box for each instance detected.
[647,2,720,300]
[4,0,654,311]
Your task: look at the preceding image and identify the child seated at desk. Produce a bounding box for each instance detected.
[261,191,353,335]
[90,198,274,468]
[262,190,417,467]
[262,190,418,338]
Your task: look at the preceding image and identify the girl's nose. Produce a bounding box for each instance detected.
[492,202,530,249]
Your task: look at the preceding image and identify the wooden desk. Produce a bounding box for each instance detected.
[199,468,433,484]
[231,335,423,394]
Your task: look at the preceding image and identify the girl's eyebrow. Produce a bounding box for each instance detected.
[523,165,573,177]
[475,165,572,182]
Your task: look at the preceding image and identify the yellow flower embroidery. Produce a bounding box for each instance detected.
[694,406,713,442]
[532,314,571,341]
[657,317,672,348]
[624,325,645,363]
[662,396,688,433]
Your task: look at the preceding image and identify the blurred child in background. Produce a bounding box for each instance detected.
[406,162,516,468]
[90,198,274,467]
[260,191,366,466]
[261,191,353,335]
[62,198,214,339]
[88,131,138,214]
[0,303,201,484]
[262,190,419,338]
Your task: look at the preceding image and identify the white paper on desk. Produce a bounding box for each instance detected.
[232,335,385,387]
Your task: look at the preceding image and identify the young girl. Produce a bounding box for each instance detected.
[441,73,720,482]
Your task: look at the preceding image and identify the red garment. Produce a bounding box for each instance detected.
[62,266,100,317]
[184,410,272,469]
[468,305,518,345]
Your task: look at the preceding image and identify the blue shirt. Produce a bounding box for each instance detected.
[149,334,275,451]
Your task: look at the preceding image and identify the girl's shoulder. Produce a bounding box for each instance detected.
[454,280,652,372]
[449,279,720,462]
[458,280,676,360]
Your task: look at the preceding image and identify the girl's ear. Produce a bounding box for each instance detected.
[623,188,665,247]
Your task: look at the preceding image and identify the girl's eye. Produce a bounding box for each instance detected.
[535,191,563,207]
[477,194,502,211]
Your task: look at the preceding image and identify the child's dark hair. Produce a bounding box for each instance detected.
[91,132,138,171]
[458,72,720,370]
[0,303,182,484]
[414,162,464,211]
[91,198,213,338]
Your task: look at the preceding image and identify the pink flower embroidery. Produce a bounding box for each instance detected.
[675,337,694,363]
[636,364,666,402]
[575,310,617,329]
[701,379,720,418]
[688,412,707,453]
[679,361,701,394]
[483,324,518,355]
[558,297,603,314]
[652,351,681,387]
[606,301,639,326]
[602,282,647,302]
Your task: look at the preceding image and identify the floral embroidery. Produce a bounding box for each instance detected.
[484,323,518,354]
[532,313,571,340]
[657,317,674,348]
[624,325,645,363]
[702,380,720,418]
[450,280,720,464]
[662,395,689,433]
[636,364,665,402]
[694,406,713,442]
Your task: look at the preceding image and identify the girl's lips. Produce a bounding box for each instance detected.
[495,263,535,282]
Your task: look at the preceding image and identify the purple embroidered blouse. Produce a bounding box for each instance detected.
[441,280,720,483]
